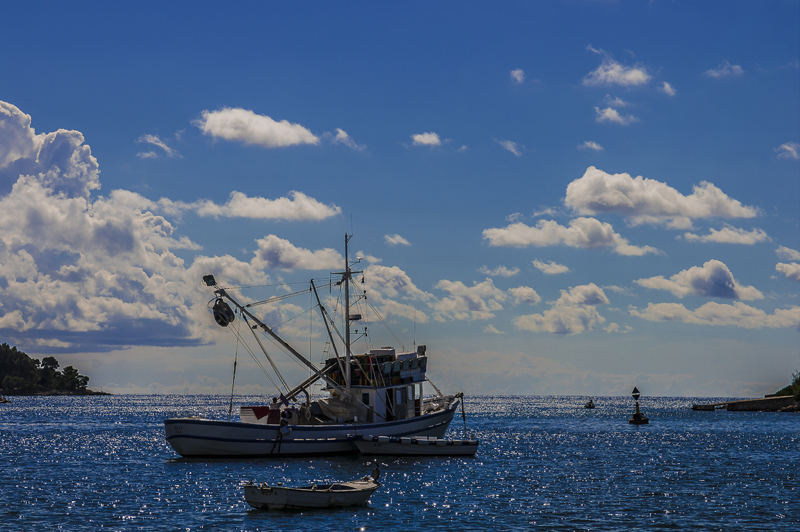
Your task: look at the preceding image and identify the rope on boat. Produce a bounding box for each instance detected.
[228,317,241,421]
[460,393,467,440]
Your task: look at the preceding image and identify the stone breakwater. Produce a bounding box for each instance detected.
[692,395,798,412]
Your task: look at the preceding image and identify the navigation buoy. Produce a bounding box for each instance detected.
[628,386,649,425]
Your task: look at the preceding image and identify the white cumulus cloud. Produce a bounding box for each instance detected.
[565,166,758,228]
[514,283,610,335]
[360,264,433,323]
[776,263,800,282]
[432,278,507,321]
[195,107,319,148]
[510,69,525,84]
[483,217,659,256]
[0,101,100,200]
[509,286,541,305]
[251,235,343,271]
[630,302,799,330]
[583,46,651,87]
[411,132,441,147]
[635,259,763,300]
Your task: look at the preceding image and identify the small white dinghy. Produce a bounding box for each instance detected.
[350,434,479,456]
[243,464,381,510]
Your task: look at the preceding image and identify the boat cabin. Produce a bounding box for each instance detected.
[323,345,428,424]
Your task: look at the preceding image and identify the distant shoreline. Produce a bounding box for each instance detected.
[2,389,112,397]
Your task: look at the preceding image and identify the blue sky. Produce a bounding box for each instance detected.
[1,1,798,397]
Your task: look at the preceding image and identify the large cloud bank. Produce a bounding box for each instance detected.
[0,101,342,352]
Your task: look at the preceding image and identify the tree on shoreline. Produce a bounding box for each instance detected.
[0,343,90,394]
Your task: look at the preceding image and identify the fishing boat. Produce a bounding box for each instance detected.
[243,464,381,510]
[584,399,595,409]
[350,434,479,456]
[164,234,462,457]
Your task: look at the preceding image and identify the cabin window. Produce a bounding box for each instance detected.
[362,392,370,406]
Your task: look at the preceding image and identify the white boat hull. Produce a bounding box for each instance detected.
[243,480,379,510]
[351,434,479,456]
[164,403,457,457]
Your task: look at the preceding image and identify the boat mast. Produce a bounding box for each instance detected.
[335,233,361,392]
[344,233,352,392]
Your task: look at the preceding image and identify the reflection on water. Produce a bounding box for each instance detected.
[1,395,797,531]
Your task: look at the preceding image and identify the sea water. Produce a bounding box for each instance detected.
[1,395,797,531]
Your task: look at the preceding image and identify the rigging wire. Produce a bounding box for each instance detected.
[226,319,283,393]
[352,283,406,351]
[243,314,290,393]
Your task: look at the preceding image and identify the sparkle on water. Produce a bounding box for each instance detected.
[1,394,797,531]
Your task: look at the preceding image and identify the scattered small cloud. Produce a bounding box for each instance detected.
[578,141,604,152]
[384,234,411,246]
[777,246,800,262]
[494,138,522,156]
[484,324,504,335]
[603,95,629,107]
[136,134,179,158]
[704,60,744,79]
[532,259,569,275]
[775,142,800,160]
[457,145,468,152]
[583,46,651,87]
[510,69,525,84]
[594,107,638,125]
[411,132,441,147]
[478,265,520,277]
[682,225,770,245]
[532,207,559,217]
[635,259,763,300]
[332,128,366,151]
[194,107,319,148]
[659,81,677,96]
[604,285,635,296]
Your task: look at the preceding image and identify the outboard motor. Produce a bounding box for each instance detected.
[212,298,235,327]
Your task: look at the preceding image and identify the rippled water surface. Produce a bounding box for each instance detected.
[1,395,798,531]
